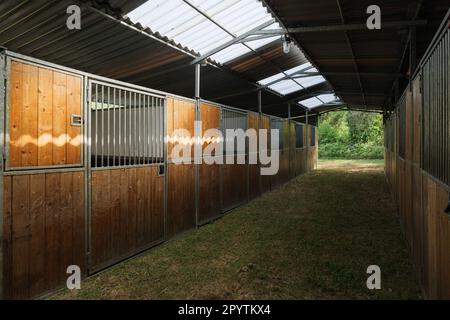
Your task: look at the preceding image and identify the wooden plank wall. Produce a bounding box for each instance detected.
[2,65,319,299]
[222,155,248,212]
[385,75,450,299]
[167,98,196,237]
[90,167,164,271]
[3,171,85,299]
[8,60,82,168]
[198,103,221,224]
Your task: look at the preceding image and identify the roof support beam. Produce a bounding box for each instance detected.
[336,0,366,106]
[261,66,316,88]
[291,72,404,78]
[190,19,276,65]
[253,20,427,35]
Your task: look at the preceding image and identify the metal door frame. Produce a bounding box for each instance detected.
[85,76,168,274]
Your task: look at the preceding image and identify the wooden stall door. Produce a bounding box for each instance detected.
[198,103,221,225]
[8,60,83,169]
[90,167,164,272]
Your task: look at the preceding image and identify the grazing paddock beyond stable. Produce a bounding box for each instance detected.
[54,160,420,300]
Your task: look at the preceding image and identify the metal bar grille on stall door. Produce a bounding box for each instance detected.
[90,82,165,168]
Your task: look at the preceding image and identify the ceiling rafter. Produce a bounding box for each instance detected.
[336,0,366,106]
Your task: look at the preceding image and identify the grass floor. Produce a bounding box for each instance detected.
[54,159,421,300]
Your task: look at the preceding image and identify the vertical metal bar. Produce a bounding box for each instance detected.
[143,95,147,165]
[258,90,262,114]
[160,98,164,162]
[94,84,98,168]
[138,93,141,164]
[107,86,110,167]
[0,51,6,299]
[84,76,92,274]
[155,97,159,163]
[158,98,162,163]
[148,96,151,164]
[133,92,137,165]
[113,88,116,166]
[128,91,132,165]
[118,89,122,167]
[124,90,127,166]
[151,96,155,164]
[410,26,417,75]
[147,95,150,164]
[195,64,201,99]
[195,64,201,226]
[101,85,105,167]
[163,97,168,241]
[219,107,224,211]
[444,29,450,185]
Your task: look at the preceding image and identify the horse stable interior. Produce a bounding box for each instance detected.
[0,0,449,299]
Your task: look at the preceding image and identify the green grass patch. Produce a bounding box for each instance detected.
[53,160,420,300]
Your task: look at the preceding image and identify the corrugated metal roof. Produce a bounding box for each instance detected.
[264,0,449,111]
[127,0,282,64]
[1,0,446,117]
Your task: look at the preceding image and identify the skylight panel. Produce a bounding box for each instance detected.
[298,97,323,109]
[269,80,302,95]
[257,63,321,95]
[127,0,282,64]
[299,94,339,109]
[317,94,338,104]
[296,75,326,88]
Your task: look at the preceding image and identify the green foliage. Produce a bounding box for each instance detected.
[319,111,383,159]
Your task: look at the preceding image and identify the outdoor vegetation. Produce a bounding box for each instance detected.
[318,111,384,159]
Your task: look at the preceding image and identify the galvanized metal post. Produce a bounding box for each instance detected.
[194,63,201,227]
[287,103,292,177]
[84,75,92,274]
[257,90,262,193]
[0,50,5,299]
[409,26,417,76]
[258,90,262,115]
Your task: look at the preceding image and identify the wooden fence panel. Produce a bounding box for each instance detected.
[3,171,84,299]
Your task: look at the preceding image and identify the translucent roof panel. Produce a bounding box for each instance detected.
[299,94,339,109]
[127,0,282,64]
[257,62,327,96]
